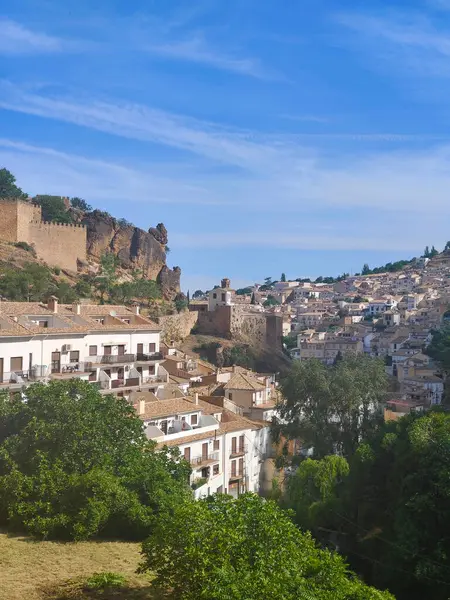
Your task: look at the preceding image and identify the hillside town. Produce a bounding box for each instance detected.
[190,252,450,419]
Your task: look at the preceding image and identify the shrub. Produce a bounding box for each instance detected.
[84,572,127,590]
[14,241,36,256]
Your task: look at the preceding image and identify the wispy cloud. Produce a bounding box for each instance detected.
[146,36,268,78]
[336,11,450,78]
[279,114,329,124]
[0,18,64,55]
[0,138,223,207]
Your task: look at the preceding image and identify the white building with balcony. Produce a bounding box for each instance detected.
[139,395,272,499]
[0,299,167,398]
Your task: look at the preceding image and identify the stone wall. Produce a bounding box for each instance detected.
[157,310,199,343]
[196,304,282,349]
[0,199,86,271]
[28,221,87,272]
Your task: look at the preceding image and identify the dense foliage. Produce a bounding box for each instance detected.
[33,195,74,224]
[426,325,450,373]
[0,168,28,199]
[273,355,388,459]
[0,380,190,540]
[140,493,393,600]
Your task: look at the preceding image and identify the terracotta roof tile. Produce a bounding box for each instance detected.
[224,372,265,391]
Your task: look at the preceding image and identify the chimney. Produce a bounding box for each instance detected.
[195,393,199,405]
[232,365,237,373]
[48,296,58,314]
[72,302,81,315]
[133,303,140,316]
[139,399,146,415]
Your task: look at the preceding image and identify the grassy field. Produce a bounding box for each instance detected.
[0,531,162,599]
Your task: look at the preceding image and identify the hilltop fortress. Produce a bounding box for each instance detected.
[0,198,86,271]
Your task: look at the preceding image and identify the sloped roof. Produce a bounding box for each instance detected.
[224,372,266,391]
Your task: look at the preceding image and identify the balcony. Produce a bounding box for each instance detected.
[50,362,91,379]
[85,354,135,366]
[136,352,164,362]
[190,451,220,468]
[0,368,48,388]
[229,472,244,482]
[230,444,247,458]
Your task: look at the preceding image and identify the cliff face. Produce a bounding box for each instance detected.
[82,211,180,299]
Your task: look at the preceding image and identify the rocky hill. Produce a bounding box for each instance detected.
[81,211,180,299]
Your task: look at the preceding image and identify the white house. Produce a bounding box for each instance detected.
[0,299,167,398]
[139,394,272,499]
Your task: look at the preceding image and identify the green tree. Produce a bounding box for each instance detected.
[74,278,92,298]
[0,380,190,541]
[429,245,438,257]
[70,197,92,211]
[273,355,388,459]
[425,325,450,374]
[0,168,27,199]
[192,289,204,299]
[263,294,280,307]
[0,263,55,301]
[174,294,188,313]
[445,241,450,252]
[284,455,349,536]
[337,410,450,600]
[362,263,371,275]
[140,493,393,600]
[423,245,430,258]
[33,195,73,224]
[95,252,118,302]
[281,272,286,282]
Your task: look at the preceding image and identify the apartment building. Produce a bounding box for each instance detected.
[139,394,271,499]
[0,299,167,398]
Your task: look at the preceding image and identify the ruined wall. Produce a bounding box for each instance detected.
[197,305,232,337]
[0,199,41,243]
[157,310,199,343]
[28,222,87,272]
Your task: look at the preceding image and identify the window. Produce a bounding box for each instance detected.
[239,435,245,453]
[70,350,79,363]
[191,414,198,426]
[217,485,223,494]
[213,464,219,476]
[160,420,168,434]
[213,439,220,451]
[231,437,237,454]
[238,458,244,475]
[103,345,112,356]
[213,293,217,299]
[184,447,191,462]
[38,320,48,328]
[229,392,233,401]
[10,357,23,373]
[231,460,236,476]
[149,342,156,353]
[118,345,125,356]
[221,293,225,301]
[89,345,97,356]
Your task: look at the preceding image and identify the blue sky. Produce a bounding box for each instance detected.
[1,0,450,291]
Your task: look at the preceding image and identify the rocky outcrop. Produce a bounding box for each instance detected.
[82,211,180,299]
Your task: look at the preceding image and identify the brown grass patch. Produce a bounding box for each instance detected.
[0,531,160,600]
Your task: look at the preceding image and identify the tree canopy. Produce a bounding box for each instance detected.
[273,355,388,458]
[0,168,27,199]
[140,493,393,600]
[33,195,74,224]
[0,380,190,540]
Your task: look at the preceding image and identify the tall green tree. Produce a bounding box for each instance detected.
[337,410,450,600]
[140,493,393,600]
[273,355,388,458]
[281,272,286,282]
[0,168,27,199]
[362,263,371,275]
[0,380,190,540]
[33,195,73,224]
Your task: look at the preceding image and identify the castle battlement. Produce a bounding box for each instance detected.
[0,198,87,271]
[32,220,87,229]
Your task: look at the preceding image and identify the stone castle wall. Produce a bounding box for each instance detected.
[156,310,199,343]
[197,304,282,349]
[0,199,86,272]
[28,221,86,272]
